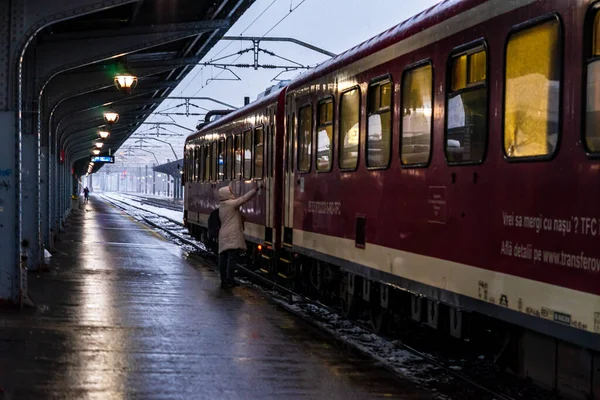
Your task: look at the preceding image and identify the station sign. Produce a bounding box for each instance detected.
[90,155,115,163]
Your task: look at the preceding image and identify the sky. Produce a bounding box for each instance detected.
[115,0,442,166]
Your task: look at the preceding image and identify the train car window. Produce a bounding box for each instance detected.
[401,64,433,166]
[218,138,225,181]
[367,79,392,168]
[317,98,333,172]
[269,123,275,177]
[243,130,252,180]
[234,134,242,180]
[254,126,264,179]
[287,113,296,173]
[585,8,600,153]
[504,17,561,159]
[200,145,205,182]
[339,87,360,170]
[211,141,218,181]
[446,45,487,164]
[204,145,211,182]
[298,105,312,173]
[192,148,197,182]
[226,136,234,180]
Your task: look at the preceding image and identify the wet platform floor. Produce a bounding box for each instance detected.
[0,198,433,399]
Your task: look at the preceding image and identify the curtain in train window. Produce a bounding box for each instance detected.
[586,11,600,152]
[298,105,312,172]
[218,139,225,181]
[204,145,211,181]
[401,64,433,165]
[367,80,392,168]
[504,19,561,158]
[234,134,242,180]
[254,127,264,178]
[226,136,234,180]
[339,88,360,170]
[317,99,333,171]
[243,130,252,180]
[446,47,487,163]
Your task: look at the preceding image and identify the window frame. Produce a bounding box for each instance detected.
[583,3,600,158]
[316,95,335,173]
[297,103,313,174]
[254,125,265,179]
[243,129,253,180]
[444,38,489,166]
[501,13,564,163]
[338,85,362,172]
[399,59,435,169]
[366,74,393,171]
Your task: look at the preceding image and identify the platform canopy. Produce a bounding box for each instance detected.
[37,0,254,177]
[153,159,185,178]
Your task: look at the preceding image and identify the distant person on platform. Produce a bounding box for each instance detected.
[83,187,89,203]
[217,182,262,288]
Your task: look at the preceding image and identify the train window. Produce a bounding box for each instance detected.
[218,138,225,181]
[193,148,197,182]
[586,8,600,153]
[199,146,205,182]
[504,17,561,158]
[204,145,211,182]
[317,98,333,172]
[367,79,392,168]
[339,87,360,170]
[446,44,487,164]
[401,63,433,166]
[269,123,275,177]
[234,134,242,180]
[287,113,295,173]
[226,136,234,180]
[211,141,218,181]
[243,130,252,180]
[254,126,264,179]
[298,105,312,173]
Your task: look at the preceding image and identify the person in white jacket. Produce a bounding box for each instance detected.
[217,182,262,288]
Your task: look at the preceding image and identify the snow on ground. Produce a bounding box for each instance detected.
[102,192,183,224]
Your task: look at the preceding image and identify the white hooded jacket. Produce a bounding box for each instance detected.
[217,186,258,253]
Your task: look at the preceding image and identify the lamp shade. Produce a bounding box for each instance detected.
[103,111,119,124]
[114,74,138,94]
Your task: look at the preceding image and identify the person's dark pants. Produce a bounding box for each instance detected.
[219,249,239,284]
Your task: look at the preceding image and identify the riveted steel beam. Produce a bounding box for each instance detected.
[40,19,231,42]
[35,20,230,91]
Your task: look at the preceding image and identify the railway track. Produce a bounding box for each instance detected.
[100,193,551,400]
[119,193,183,212]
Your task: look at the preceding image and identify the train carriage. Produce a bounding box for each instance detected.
[185,0,600,396]
[184,88,286,256]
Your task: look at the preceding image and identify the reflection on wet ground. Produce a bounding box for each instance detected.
[0,199,434,399]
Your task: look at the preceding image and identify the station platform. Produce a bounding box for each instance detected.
[0,197,432,399]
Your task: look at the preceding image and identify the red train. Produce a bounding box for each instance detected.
[184,0,600,396]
